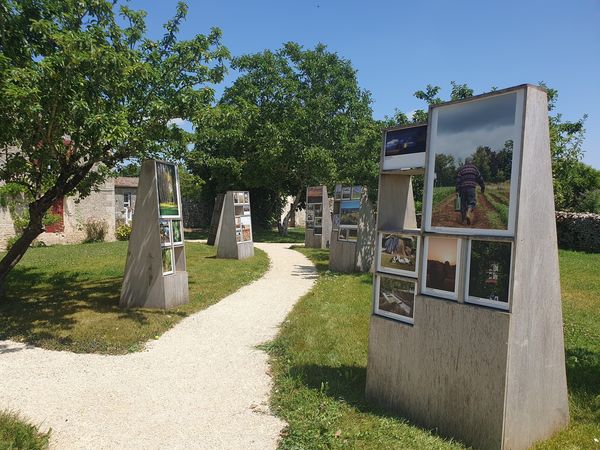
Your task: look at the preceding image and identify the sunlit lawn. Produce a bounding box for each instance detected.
[0,241,269,354]
[266,247,600,449]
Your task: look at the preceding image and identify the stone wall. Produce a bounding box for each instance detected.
[0,180,116,249]
[556,211,600,253]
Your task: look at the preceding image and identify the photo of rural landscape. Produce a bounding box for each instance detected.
[425,236,459,293]
[379,233,418,274]
[468,240,512,303]
[157,162,179,216]
[340,199,360,226]
[428,92,519,231]
[377,276,415,320]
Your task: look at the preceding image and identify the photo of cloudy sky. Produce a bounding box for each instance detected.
[435,92,517,161]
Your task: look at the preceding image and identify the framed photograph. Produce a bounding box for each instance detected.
[347,228,358,242]
[159,219,171,246]
[314,226,322,235]
[341,186,352,200]
[332,214,340,229]
[338,228,348,241]
[234,205,244,217]
[240,216,252,242]
[233,192,241,204]
[244,192,249,203]
[377,232,419,277]
[333,202,340,214]
[422,236,461,300]
[351,185,362,200]
[314,217,322,227]
[162,247,174,275]
[313,203,322,217]
[156,162,180,217]
[374,274,416,324]
[334,184,342,200]
[306,210,315,222]
[307,186,323,204]
[243,204,251,215]
[340,199,360,226]
[236,230,241,242]
[382,124,427,171]
[466,240,512,310]
[172,220,183,244]
[424,89,525,236]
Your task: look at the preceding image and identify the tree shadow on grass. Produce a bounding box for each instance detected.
[0,266,183,348]
[565,347,600,423]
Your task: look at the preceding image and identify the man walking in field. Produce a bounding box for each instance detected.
[456,158,485,225]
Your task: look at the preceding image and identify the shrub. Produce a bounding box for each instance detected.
[115,223,132,241]
[556,211,600,252]
[83,218,108,243]
[5,236,19,251]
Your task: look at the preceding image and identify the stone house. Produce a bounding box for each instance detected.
[0,180,117,249]
[114,177,138,225]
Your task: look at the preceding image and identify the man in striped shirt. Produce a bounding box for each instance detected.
[456,158,485,225]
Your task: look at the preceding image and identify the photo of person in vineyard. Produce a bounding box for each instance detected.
[428,92,520,231]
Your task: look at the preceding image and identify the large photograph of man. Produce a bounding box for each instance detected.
[425,90,523,233]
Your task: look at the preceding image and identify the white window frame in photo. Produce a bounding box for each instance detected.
[421,235,462,301]
[373,273,416,325]
[155,160,182,219]
[464,238,513,311]
[422,88,525,237]
[123,192,132,208]
[376,231,420,278]
[162,246,175,276]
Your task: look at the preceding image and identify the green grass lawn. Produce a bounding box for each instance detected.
[0,411,50,450]
[0,241,269,354]
[266,247,600,449]
[185,227,305,243]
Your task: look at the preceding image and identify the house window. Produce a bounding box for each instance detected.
[123,192,132,208]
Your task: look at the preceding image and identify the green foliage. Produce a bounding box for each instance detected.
[578,189,600,214]
[0,0,229,276]
[190,42,378,228]
[83,218,108,243]
[115,223,132,241]
[0,410,50,450]
[114,163,141,177]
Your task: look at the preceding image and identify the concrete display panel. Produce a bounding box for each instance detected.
[215,191,254,259]
[329,184,376,273]
[120,159,189,309]
[304,186,332,249]
[365,85,568,450]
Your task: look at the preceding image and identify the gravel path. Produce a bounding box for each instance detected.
[0,243,316,450]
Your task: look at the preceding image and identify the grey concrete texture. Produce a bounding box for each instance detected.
[0,243,316,450]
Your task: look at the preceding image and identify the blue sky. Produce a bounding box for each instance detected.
[129,0,600,168]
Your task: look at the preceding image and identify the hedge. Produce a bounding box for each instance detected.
[555,211,600,253]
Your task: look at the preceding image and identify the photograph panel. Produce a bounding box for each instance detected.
[340,199,360,226]
[307,186,323,204]
[159,219,171,246]
[378,233,418,276]
[425,236,459,295]
[156,162,180,217]
[467,240,512,306]
[376,275,416,322]
[382,125,427,171]
[162,247,173,275]
[426,91,523,233]
[172,220,183,244]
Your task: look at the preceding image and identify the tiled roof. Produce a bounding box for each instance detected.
[114,177,139,188]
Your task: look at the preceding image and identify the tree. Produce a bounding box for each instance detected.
[189,42,377,235]
[391,81,588,211]
[0,0,228,287]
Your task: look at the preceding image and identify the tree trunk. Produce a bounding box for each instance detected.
[278,190,303,236]
[0,205,45,289]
